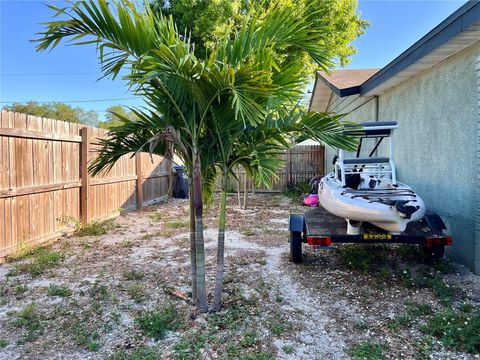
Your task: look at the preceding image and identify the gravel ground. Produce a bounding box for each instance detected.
[0,194,479,360]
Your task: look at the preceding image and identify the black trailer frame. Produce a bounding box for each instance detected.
[289,206,452,264]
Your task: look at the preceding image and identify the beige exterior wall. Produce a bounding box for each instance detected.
[325,42,480,272]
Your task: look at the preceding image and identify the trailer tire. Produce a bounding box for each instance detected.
[421,244,445,262]
[290,231,303,264]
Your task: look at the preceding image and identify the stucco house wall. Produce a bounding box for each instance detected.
[324,42,480,271]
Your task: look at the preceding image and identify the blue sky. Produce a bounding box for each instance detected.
[0,0,467,121]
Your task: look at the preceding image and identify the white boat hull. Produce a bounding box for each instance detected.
[318,173,425,234]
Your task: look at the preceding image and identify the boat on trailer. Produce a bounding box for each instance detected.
[318,121,426,235]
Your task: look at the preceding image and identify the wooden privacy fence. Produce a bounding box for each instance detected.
[0,110,172,258]
[230,145,325,193]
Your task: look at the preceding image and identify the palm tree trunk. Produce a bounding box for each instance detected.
[192,152,209,312]
[237,168,241,208]
[189,186,197,305]
[243,172,248,210]
[212,173,228,311]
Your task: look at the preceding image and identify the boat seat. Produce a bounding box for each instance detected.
[343,157,390,165]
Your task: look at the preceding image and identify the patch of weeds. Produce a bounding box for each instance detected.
[165,220,189,229]
[109,347,161,360]
[11,303,44,342]
[149,212,163,221]
[267,315,293,336]
[377,267,392,283]
[348,341,388,360]
[123,270,145,281]
[405,301,433,317]
[6,242,36,262]
[135,305,181,340]
[338,245,386,272]
[432,259,454,274]
[397,244,421,262]
[172,331,207,360]
[242,229,256,237]
[14,284,28,296]
[282,345,294,355]
[140,233,155,240]
[13,246,62,276]
[421,306,480,353]
[89,281,109,301]
[72,322,100,350]
[239,351,275,360]
[126,283,147,303]
[47,284,72,297]
[388,315,411,331]
[209,305,250,331]
[74,218,116,237]
[0,339,8,348]
[122,239,133,248]
[239,331,257,348]
[413,336,434,360]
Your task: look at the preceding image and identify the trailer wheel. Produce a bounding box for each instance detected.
[420,244,445,262]
[290,231,303,264]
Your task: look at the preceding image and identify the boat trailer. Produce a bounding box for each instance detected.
[289,206,452,264]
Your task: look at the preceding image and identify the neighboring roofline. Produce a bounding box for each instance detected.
[316,71,364,97]
[360,0,480,95]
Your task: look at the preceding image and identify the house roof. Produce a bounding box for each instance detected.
[317,69,380,96]
[310,0,480,111]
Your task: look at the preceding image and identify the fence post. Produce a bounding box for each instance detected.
[136,152,143,210]
[286,148,292,187]
[80,127,91,224]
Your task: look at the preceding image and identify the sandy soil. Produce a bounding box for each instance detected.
[0,194,479,360]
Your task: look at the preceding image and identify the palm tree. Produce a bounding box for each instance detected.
[35,0,357,312]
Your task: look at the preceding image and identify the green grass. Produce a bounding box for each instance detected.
[242,229,257,237]
[338,245,387,272]
[12,246,62,277]
[148,212,163,221]
[172,331,208,360]
[0,339,8,348]
[165,220,189,229]
[126,283,147,303]
[47,284,72,297]
[11,303,44,342]
[123,270,145,281]
[405,301,433,317]
[75,218,117,237]
[14,284,28,296]
[421,306,480,353]
[348,341,388,360]
[109,347,161,360]
[72,322,101,350]
[135,305,181,340]
[89,281,109,301]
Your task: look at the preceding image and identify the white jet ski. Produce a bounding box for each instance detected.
[318,121,425,235]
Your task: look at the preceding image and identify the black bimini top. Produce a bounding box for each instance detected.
[344,121,397,137]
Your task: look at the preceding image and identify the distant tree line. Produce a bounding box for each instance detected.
[2,101,135,129]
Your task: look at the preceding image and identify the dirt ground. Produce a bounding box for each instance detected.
[0,194,479,360]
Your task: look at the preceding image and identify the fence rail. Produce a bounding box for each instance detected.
[0,110,172,258]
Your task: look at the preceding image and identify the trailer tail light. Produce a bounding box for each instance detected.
[425,236,453,247]
[307,236,331,246]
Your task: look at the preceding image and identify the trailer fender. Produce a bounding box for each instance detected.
[289,214,305,233]
[423,211,447,231]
